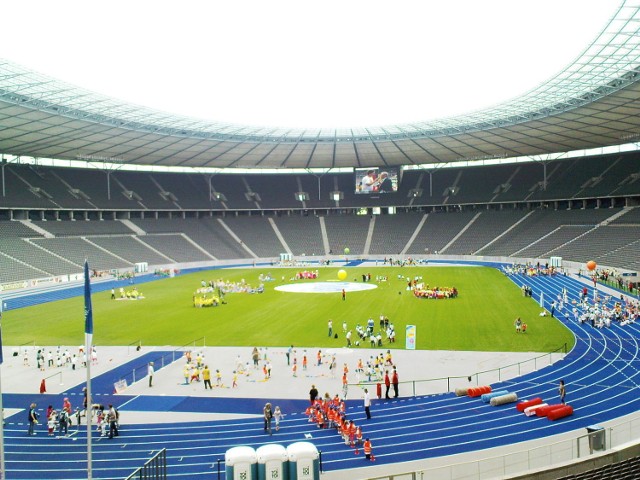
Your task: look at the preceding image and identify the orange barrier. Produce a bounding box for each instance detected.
[468,386,492,398]
[535,404,564,417]
[547,405,573,421]
[516,397,543,412]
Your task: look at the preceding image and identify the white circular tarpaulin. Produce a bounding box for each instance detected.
[274,281,377,294]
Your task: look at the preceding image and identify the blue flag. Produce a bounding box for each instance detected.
[84,260,93,337]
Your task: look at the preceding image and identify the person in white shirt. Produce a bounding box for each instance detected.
[360,170,376,192]
[148,362,154,387]
[363,388,372,419]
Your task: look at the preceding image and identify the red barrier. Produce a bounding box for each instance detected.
[468,386,492,397]
[535,404,564,417]
[547,405,573,421]
[516,397,543,412]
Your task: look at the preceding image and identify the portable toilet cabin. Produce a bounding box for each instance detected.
[287,442,320,480]
[257,444,289,480]
[225,446,258,480]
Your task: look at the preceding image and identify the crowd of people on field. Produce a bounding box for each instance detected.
[332,316,397,349]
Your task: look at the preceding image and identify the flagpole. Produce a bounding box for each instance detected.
[84,262,93,480]
[0,297,5,480]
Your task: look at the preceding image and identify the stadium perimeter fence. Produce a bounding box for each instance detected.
[352,343,567,397]
[118,337,206,386]
[364,413,640,480]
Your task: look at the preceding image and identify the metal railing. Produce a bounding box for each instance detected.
[119,336,206,386]
[352,344,567,397]
[367,414,640,480]
[124,448,167,480]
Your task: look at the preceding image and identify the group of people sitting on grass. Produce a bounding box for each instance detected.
[291,270,319,280]
[199,278,263,294]
[413,285,458,299]
[193,293,221,307]
[193,278,267,306]
[117,287,143,300]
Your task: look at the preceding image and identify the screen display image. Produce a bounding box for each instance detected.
[354,167,399,194]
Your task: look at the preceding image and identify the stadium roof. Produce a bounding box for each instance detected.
[0,2,639,169]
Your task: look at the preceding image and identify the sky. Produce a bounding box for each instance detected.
[0,0,621,129]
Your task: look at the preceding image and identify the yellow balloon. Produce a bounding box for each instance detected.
[337,269,347,280]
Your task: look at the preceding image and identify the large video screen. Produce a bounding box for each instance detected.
[354,167,399,194]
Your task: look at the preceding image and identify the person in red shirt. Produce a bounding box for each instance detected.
[384,370,391,399]
[392,367,399,398]
[62,397,72,415]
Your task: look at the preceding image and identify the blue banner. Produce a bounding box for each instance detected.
[405,325,416,350]
[84,260,93,336]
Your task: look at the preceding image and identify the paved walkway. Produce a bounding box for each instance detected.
[2,344,557,424]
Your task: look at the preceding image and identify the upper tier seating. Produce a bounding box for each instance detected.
[0,151,636,212]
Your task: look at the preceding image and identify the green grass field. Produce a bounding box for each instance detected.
[4,266,574,352]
